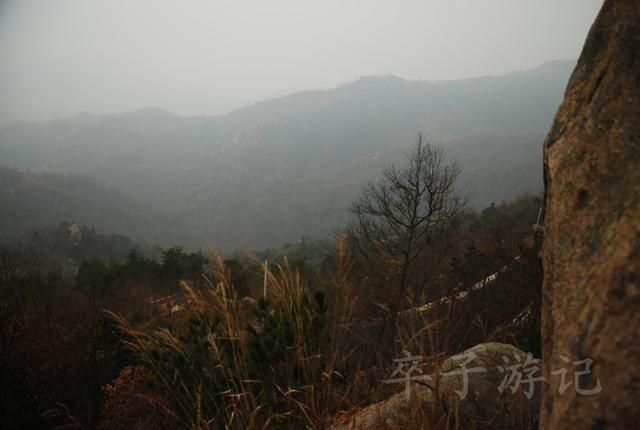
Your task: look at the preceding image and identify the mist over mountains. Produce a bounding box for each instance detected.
[0,60,574,251]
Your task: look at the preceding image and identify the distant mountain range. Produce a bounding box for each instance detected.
[0,60,575,251]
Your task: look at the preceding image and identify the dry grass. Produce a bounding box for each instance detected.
[107,236,539,429]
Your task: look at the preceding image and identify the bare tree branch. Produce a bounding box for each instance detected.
[347,134,464,314]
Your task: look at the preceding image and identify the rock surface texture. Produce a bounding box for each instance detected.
[541,0,640,428]
[332,343,541,429]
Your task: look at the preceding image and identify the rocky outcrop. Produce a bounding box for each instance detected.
[541,0,640,428]
[332,343,541,429]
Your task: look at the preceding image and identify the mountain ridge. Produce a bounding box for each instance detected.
[0,59,575,128]
[0,60,574,250]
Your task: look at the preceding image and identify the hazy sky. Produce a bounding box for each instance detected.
[0,0,603,124]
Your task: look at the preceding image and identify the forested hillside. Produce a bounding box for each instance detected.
[0,61,573,250]
[0,166,176,245]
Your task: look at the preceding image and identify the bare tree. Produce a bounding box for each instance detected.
[348,134,464,315]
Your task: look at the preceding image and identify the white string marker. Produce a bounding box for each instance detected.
[536,207,543,226]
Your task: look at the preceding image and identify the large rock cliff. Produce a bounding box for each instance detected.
[541,0,640,428]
